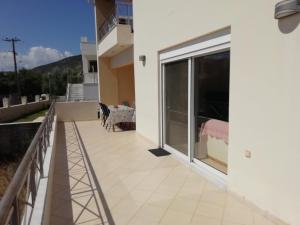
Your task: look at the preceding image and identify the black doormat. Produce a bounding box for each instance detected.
[148,148,171,157]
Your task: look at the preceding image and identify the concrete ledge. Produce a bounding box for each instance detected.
[0,100,50,123]
[55,101,98,122]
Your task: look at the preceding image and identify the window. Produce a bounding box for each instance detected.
[194,51,230,122]
[89,60,98,73]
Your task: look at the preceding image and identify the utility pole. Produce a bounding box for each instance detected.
[2,37,21,100]
[48,72,52,98]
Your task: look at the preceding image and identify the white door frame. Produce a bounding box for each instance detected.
[159,34,231,183]
[160,58,190,162]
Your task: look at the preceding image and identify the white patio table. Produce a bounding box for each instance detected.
[106,105,135,131]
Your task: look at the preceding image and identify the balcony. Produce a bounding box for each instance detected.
[97,2,133,57]
[0,101,288,225]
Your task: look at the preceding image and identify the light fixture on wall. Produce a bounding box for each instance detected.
[275,0,300,19]
[139,55,146,66]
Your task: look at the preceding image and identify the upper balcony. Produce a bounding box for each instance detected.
[97,1,133,57]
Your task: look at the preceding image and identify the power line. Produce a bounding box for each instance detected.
[2,37,21,98]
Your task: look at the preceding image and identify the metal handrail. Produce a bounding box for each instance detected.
[0,102,56,225]
[98,2,133,42]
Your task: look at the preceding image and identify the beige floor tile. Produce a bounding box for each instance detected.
[129,203,167,223]
[190,214,222,225]
[159,209,193,225]
[111,197,143,225]
[127,188,154,203]
[222,222,244,225]
[195,201,224,220]
[154,184,181,198]
[223,204,254,225]
[147,191,174,209]
[201,189,227,207]
[254,213,276,225]
[168,196,198,214]
[127,217,159,225]
[176,186,203,200]
[49,121,285,225]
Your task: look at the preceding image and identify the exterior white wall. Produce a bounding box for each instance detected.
[80,42,97,56]
[229,3,300,225]
[134,0,232,143]
[83,83,99,101]
[80,41,98,84]
[84,72,98,84]
[133,0,300,224]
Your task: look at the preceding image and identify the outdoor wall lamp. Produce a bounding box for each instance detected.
[275,0,300,19]
[139,55,146,66]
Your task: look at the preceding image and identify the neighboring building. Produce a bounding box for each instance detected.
[95,0,135,106]
[80,36,98,84]
[67,37,99,101]
[94,0,300,224]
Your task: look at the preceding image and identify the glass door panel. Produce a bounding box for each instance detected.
[164,59,189,155]
[194,51,230,174]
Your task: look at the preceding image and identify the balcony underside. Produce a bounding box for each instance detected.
[49,120,286,225]
[98,24,133,57]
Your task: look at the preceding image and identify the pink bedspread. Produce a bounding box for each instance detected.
[200,119,229,144]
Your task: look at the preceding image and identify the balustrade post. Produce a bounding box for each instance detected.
[43,131,46,153]
[47,117,50,145]
[11,198,20,225]
[38,141,44,178]
[30,162,37,206]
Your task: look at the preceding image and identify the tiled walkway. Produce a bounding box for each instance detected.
[50,121,287,225]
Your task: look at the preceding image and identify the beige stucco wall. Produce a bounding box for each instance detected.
[116,64,135,106]
[133,0,300,224]
[55,101,98,122]
[99,57,135,106]
[99,57,119,105]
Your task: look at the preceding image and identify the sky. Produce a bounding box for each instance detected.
[0,0,95,71]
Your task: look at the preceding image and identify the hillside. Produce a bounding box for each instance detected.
[0,55,83,100]
[32,55,82,75]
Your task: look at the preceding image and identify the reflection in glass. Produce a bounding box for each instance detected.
[164,60,189,155]
[194,51,230,174]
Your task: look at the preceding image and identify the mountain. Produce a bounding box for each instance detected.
[32,55,82,75]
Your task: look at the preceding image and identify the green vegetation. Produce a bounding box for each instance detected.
[14,109,48,122]
[0,55,83,101]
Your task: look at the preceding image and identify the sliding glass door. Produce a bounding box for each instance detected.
[162,47,230,175]
[194,51,230,174]
[163,59,189,156]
